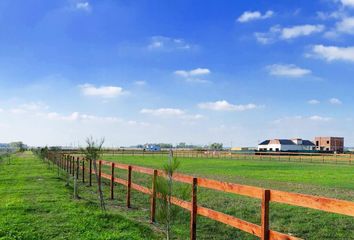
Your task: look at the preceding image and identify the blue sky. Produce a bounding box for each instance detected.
[1,0,354,147]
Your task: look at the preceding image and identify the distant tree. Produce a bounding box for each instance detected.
[82,137,105,211]
[176,142,186,149]
[209,143,223,150]
[159,143,173,149]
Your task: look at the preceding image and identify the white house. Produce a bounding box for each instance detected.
[258,139,315,152]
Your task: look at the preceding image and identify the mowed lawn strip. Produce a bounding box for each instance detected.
[0,153,160,240]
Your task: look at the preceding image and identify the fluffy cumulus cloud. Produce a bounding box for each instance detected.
[308,99,320,105]
[266,64,311,77]
[341,0,354,7]
[309,45,354,62]
[237,10,273,23]
[308,115,332,121]
[198,100,258,111]
[336,17,354,34]
[280,25,325,39]
[255,24,324,44]
[174,68,211,83]
[147,36,192,51]
[76,2,91,11]
[79,84,126,98]
[140,108,185,117]
[329,98,342,104]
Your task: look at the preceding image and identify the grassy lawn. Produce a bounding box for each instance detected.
[0,153,161,240]
[98,154,354,239]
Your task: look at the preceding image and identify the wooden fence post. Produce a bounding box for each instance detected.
[150,169,157,223]
[110,163,115,200]
[127,166,132,208]
[72,156,75,177]
[98,160,102,186]
[76,157,79,180]
[261,189,270,240]
[89,159,92,186]
[82,159,85,183]
[190,177,197,240]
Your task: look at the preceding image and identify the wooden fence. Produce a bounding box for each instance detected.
[100,150,354,165]
[48,153,354,240]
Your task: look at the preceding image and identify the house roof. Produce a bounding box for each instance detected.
[258,139,315,146]
[278,139,295,145]
[302,140,315,146]
[259,140,270,145]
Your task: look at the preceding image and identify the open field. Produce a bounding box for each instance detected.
[96,153,354,239]
[0,153,160,240]
[1,152,353,240]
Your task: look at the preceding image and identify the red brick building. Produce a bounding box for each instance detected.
[314,137,344,153]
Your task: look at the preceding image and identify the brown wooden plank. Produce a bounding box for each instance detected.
[156,170,194,184]
[114,177,128,186]
[197,178,263,199]
[197,206,261,237]
[131,183,151,194]
[170,196,192,211]
[114,163,130,170]
[132,165,154,175]
[269,230,303,240]
[101,172,111,180]
[270,190,354,217]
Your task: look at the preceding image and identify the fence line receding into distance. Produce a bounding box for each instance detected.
[47,153,354,240]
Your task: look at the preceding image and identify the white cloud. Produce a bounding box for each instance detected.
[140,108,185,117]
[310,45,354,62]
[267,64,311,77]
[45,111,123,122]
[79,84,126,98]
[174,68,211,83]
[341,0,354,7]
[336,17,354,34]
[255,24,324,44]
[273,115,332,123]
[76,2,91,12]
[134,80,146,86]
[309,115,332,121]
[280,25,325,39]
[308,99,320,105]
[147,36,192,51]
[198,100,258,112]
[237,10,273,23]
[329,98,342,104]
[9,102,48,115]
[0,108,3,113]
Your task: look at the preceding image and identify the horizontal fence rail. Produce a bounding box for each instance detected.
[48,153,354,240]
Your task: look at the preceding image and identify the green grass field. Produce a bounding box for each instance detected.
[99,154,354,239]
[0,153,160,240]
[1,153,353,240]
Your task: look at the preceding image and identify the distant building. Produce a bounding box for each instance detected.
[314,137,344,153]
[258,138,315,152]
[144,144,161,152]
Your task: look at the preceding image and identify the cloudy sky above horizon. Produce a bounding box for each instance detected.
[1,0,354,147]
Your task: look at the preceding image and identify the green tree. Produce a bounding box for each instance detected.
[209,142,223,150]
[156,150,180,240]
[82,137,105,211]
